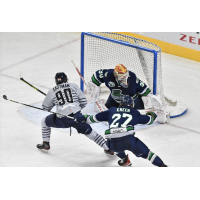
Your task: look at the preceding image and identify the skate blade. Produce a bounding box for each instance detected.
[104,152,115,156]
[38,149,50,154]
[120,163,132,167]
[105,154,115,156]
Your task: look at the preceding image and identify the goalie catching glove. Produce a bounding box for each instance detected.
[85,82,101,103]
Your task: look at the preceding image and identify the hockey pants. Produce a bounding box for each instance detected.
[106,134,164,167]
[41,112,92,142]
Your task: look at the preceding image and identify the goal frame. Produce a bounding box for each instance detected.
[80,32,158,95]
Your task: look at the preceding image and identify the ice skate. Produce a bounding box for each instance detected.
[37,141,50,153]
[104,149,114,155]
[118,154,132,166]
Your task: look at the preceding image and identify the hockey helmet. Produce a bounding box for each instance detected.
[113,64,129,88]
[120,95,134,107]
[55,72,68,85]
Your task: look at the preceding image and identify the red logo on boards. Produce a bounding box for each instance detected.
[180,34,200,45]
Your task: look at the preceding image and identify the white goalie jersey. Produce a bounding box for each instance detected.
[42,83,87,117]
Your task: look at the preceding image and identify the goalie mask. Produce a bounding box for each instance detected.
[113,64,129,88]
[55,72,68,85]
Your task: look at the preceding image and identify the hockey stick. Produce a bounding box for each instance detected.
[71,60,105,112]
[3,95,74,119]
[20,66,46,96]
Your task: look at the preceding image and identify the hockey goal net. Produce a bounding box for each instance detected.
[80,32,187,118]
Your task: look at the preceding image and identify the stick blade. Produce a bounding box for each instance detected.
[3,95,7,100]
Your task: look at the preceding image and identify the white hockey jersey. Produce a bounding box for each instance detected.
[42,83,87,117]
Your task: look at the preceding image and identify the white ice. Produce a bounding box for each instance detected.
[0,32,200,167]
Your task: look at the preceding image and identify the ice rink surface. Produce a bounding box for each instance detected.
[0,32,200,167]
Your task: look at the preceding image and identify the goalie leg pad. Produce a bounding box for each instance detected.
[150,94,162,110]
[157,107,170,123]
[85,81,101,103]
[94,98,108,113]
[142,94,162,110]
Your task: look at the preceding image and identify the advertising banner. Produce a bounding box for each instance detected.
[132,32,200,51]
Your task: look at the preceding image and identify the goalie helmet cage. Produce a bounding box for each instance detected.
[80,32,187,118]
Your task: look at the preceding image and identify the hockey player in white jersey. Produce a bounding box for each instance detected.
[37,72,114,155]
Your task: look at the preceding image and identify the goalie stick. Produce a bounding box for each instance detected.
[2,95,74,119]
[71,60,105,112]
[71,60,87,86]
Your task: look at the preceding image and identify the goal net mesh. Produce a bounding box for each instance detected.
[81,32,187,117]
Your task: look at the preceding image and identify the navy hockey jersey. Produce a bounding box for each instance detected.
[87,106,153,139]
[91,69,151,103]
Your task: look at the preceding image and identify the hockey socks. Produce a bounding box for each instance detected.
[146,150,166,167]
[41,117,51,142]
[85,130,109,150]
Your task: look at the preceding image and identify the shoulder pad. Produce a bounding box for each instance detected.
[128,71,136,77]
[104,69,114,78]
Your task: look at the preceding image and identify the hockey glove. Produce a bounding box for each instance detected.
[146,111,157,121]
[75,114,88,123]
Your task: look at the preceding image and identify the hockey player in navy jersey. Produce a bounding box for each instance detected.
[76,95,167,167]
[86,64,168,123]
[87,64,151,109]
[37,72,113,155]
